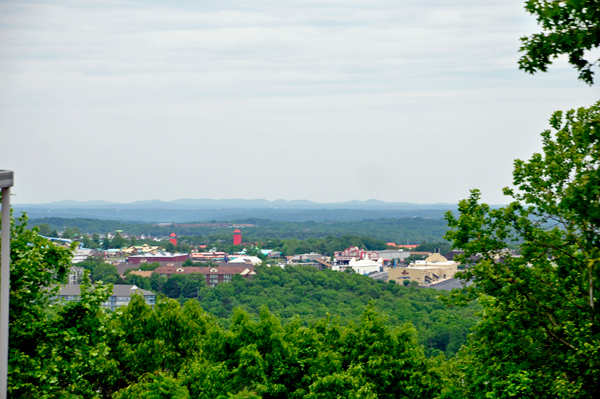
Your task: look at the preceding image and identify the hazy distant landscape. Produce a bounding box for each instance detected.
[27,215,451,244]
[15,198,458,223]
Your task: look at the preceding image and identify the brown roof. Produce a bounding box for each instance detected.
[128,270,154,278]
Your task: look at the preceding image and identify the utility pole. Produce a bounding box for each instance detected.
[0,170,14,399]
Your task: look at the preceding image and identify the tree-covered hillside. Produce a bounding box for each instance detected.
[201,266,478,358]
[122,265,477,358]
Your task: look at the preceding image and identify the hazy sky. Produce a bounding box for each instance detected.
[1,0,598,205]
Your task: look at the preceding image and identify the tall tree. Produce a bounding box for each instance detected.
[3,210,116,398]
[519,0,600,84]
[444,101,600,398]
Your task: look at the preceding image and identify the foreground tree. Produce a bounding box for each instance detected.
[2,210,116,398]
[444,101,600,398]
[519,0,600,84]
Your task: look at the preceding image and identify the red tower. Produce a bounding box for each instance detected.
[233,229,242,246]
[169,232,177,246]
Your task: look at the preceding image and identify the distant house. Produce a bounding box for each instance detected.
[105,248,121,257]
[55,284,156,311]
[68,266,85,285]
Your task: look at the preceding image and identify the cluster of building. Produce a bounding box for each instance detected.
[56,227,464,310]
[57,230,262,309]
[287,246,464,288]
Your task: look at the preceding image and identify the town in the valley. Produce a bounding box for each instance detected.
[52,227,471,311]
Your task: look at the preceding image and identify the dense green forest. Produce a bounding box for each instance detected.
[75,256,476,358]
[28,217,451,244]
[124,265,476,357]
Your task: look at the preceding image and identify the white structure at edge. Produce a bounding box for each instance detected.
[72,248,92,263]
[348,256,383,275]
[228,255,262,265]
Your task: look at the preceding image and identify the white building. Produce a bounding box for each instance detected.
[68,266,85,285]
[228,256,262,265]
[72,248,92,263]
[348,257,383,275]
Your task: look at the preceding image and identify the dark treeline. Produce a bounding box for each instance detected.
[28,217,451,244]
[16,206,452,223]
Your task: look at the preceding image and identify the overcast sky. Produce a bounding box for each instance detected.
[1,0,598,205]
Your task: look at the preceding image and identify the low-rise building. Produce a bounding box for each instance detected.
[55,284,156,311]
[121,244,161,256]
[228,255,262,265]
[189,252,227,261]
[375,249,412,264]
[68,266,85,285]
[347,257,383,275]
[105,248,122,257]
[334,247,411,265]
[72,248,92,263]
[334,247,381,264]
[388,253,458,286]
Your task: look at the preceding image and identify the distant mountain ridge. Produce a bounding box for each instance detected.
[15,198,456,210]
